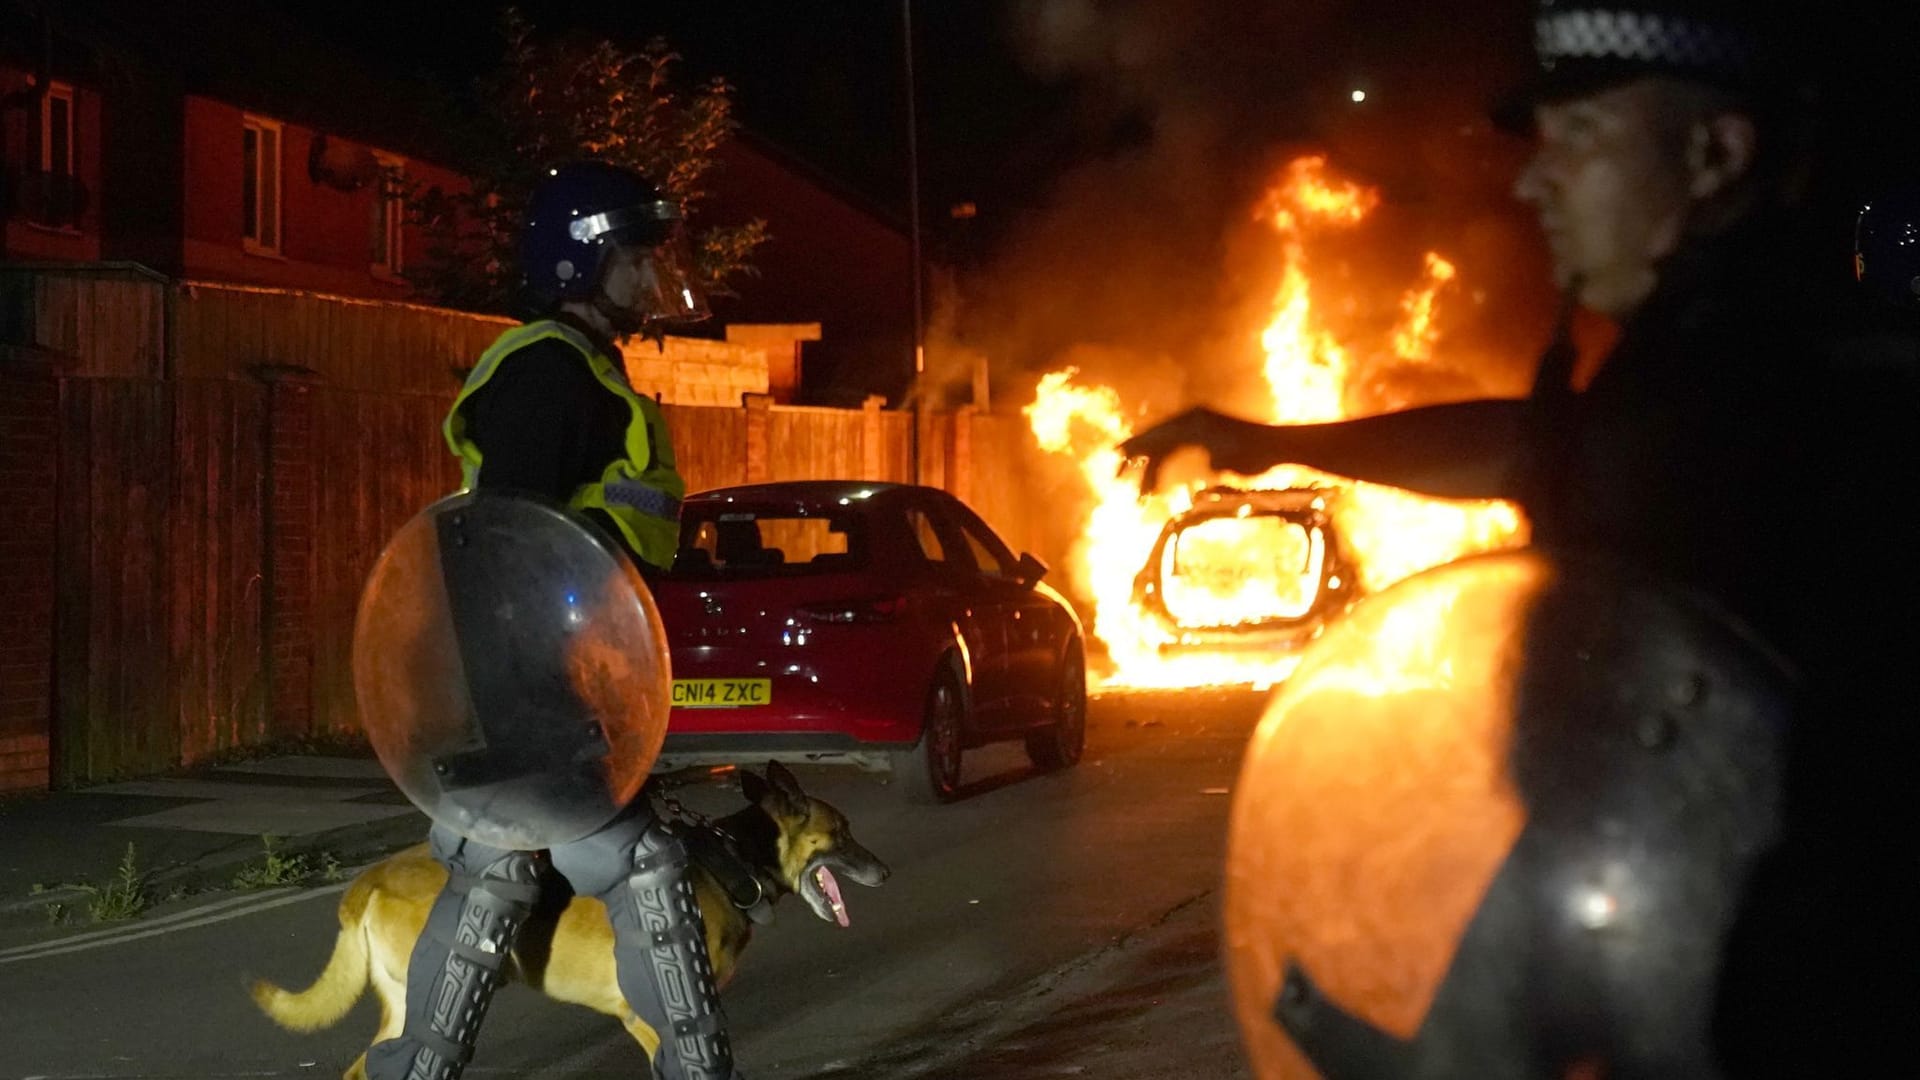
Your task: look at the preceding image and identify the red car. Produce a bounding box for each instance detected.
[649,481,1087,802]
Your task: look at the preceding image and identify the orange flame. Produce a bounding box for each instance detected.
[1392,253,1458,363]
[1027,155,1529,690]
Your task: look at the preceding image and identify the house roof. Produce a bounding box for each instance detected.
[729,126,909,240]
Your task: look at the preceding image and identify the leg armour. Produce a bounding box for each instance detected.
[550,806,736,1080]
[364,823,544,1080]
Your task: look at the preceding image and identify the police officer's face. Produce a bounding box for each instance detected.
[1513,79,1694,319]
[595,242,657,333]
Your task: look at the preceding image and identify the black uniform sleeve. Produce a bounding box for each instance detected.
[465,339,613,503]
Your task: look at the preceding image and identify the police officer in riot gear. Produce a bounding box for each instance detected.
[1124,2,1917,1076]
[446,162,703,577]
[362,161,740,1080]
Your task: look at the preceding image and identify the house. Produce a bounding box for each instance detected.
[0,0,914,405]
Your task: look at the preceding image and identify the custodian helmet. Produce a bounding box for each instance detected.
[1492,1,1803,133]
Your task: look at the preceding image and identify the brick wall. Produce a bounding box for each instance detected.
[626,336,770,408]
[0,369,56,793]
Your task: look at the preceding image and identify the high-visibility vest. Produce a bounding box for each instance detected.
[444,319,685,569]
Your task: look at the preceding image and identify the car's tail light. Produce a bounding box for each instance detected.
[798,596,908,624]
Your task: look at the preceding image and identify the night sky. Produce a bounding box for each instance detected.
[270,0,1920,403]
[276,1,1920,232]
[204,2,1920,397]
[277,1,1073,244]
[266,2,1562,242]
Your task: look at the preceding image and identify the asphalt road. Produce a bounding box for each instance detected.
[0,689,1266,1080]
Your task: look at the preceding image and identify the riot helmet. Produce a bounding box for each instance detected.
[1853,185,1920,311]
[1222,548,1798,1080]
[518,161,710,334]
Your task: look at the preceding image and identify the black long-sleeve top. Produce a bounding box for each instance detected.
[461,316,641,560]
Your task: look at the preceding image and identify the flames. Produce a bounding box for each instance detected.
[1025,156,1528,690]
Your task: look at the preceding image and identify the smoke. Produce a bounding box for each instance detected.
[933,0,1559,422]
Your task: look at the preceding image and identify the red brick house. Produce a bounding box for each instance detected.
[2,3,459,296]
[0,0,913,402]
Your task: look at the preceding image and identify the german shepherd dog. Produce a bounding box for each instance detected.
[251,763,889,1079]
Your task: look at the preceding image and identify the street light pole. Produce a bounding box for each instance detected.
[903,0,924,484]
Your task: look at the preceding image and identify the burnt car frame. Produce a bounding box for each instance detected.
[1131,486,1360,651]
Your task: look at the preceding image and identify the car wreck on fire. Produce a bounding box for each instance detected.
[1131,486,1361,651]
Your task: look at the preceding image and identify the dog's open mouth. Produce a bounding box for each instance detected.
[812,864,849,927]
[798,844,886,928]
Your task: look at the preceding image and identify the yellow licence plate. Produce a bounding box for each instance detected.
[671,678,773,709]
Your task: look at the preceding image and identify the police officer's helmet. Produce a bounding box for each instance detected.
[1492,1,1801,133]
[1853,185,1920,311]
[517,161,709,326]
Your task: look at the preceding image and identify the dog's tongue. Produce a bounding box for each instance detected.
[815,865,848,927]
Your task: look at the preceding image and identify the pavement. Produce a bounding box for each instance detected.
[0,753,429,929]
[0,751,1256,1077]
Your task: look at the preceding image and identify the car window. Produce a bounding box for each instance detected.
[1158,513,1324,626]
[958,520,1011,579]
[673,510,865,578]
[907,508,949,563]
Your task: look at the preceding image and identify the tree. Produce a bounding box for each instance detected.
[407,8,769,314]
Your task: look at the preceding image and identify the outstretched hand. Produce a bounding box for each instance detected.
[1117,406,1276,494]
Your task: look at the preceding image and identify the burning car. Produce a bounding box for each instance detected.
[1131,486,1360,651]
[1024,155,1530,691]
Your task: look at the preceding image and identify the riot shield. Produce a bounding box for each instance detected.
[352,491,670,850]
[1223,548,1797,1080]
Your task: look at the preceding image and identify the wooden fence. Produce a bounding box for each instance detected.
[0,266,1051,788]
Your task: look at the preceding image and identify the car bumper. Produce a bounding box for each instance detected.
[665,654,931,745]
[652,732,916,774]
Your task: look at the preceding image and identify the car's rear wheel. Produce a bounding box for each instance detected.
[1027,647,1086,772]
[892,666,966,804]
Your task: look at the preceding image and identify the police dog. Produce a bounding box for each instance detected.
[251,763,889,1079]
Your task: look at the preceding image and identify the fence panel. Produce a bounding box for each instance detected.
[306,388,459,736]
[766,406,868,482]
[53,378,176,782]
[663,404,747,494]
[169,379,269,762]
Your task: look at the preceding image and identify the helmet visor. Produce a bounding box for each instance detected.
[601,226,711,328]
[631,228,711,325]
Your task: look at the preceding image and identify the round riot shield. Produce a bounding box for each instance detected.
[1224,548,1797,1080]
[352,491,670,850]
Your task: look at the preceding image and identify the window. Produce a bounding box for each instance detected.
[907,509,948,563]
[39,81,73,177]
[1158,513,1327,626]
[959,521,1010,578]
[370,153,405,275]
[17,79,81,230]
[242,115,282,253]
[674,511,866,578]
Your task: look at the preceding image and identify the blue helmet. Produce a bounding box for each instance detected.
[1854,185,1920,311]
[517,162,709,327]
